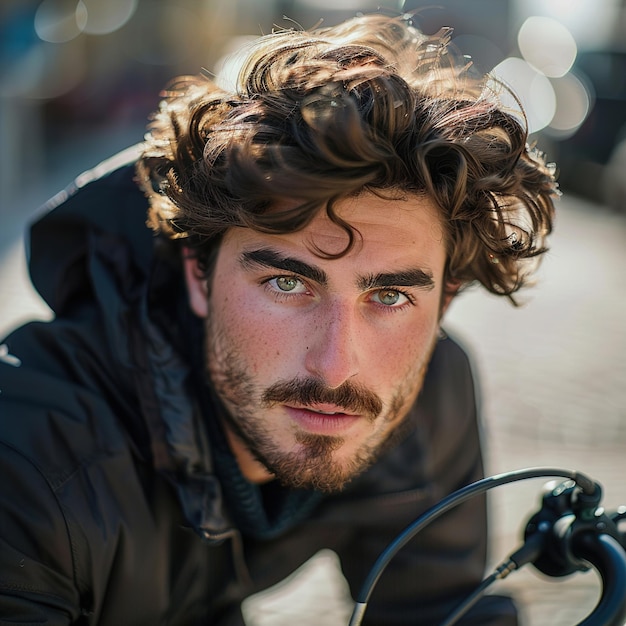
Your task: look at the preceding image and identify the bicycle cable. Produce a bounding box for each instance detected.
[348,467,599,626]
[439,529,549,626]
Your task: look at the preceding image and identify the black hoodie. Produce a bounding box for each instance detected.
[0,148,516,625]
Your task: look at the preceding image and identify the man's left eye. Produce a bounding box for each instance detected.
[371,290,409,306]
[270,276,307,293]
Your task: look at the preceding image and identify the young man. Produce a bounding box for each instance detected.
[0,14,557,625]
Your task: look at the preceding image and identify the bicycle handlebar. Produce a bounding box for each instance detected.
[521,477,626,625]
[525,479,626,624]
[348,468,626,626]
[572,532,626,626]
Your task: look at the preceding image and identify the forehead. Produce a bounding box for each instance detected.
[223,190,447,269]
[311,190,444,245]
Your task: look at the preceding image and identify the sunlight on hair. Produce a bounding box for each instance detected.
[215,36,260,92]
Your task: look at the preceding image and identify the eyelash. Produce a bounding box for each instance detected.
[262,275,310,300]
[261,275,416,311]
[370,288,416,312]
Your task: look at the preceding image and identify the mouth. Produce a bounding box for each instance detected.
[284,404,361,435]
[287,402,359,416]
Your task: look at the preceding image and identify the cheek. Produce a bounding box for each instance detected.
[211,286,293,376]
[366,316,439,382]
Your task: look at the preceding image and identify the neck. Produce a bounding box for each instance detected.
[222,424,275,484]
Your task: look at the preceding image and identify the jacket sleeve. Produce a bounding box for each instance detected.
[333,335,518,625]
[0,443,81,624]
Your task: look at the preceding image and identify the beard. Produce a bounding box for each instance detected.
[204,318,437,493]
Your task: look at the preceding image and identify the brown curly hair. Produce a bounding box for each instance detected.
[136,13,558,303]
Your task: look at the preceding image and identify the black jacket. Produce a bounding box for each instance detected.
[0,148,517,625]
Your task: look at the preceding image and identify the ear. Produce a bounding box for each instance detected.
[182,248,209,318]
[440,279,461,316]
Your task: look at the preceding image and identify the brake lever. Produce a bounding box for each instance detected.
[524,479,610,578]
[523,480,626,626]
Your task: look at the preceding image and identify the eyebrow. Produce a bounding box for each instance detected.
[240,248,328,285]
[358,269,435,291]
[240,247,435,291]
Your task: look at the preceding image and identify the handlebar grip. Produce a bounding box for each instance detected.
[572,532,626,626]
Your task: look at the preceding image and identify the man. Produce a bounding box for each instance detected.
[0,13,557,625]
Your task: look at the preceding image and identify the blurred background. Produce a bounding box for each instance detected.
[1,1,625,624]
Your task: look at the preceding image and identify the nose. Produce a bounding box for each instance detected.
[304,301,361,389]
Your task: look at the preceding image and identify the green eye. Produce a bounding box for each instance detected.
[275,276,300,292]
[379,290,400,305]
[371,289,409,307]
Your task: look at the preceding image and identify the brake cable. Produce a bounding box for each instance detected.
[348,467,600,626]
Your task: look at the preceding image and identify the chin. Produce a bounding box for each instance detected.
[266,441,379,493]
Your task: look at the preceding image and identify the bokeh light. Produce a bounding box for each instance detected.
[513,0,621,51]
[34,0,84,43]
[34,0,138,42]
[78,0,138,36]
[518,16,577,78]
[492,57,557,133]
[548,72,593,137]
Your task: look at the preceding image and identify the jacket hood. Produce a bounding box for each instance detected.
[26,145,233,538]
[29,145,151,325]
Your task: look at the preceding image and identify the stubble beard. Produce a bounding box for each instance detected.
[203,317,437,493]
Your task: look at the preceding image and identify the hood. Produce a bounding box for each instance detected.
[30,145,151,329]
[27,145,232,538]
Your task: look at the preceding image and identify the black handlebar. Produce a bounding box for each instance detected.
[522,478,626,626]
[572,532,626,626]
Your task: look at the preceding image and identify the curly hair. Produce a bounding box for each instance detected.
[136,13,558,302]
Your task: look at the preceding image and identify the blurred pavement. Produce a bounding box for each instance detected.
[1,163,625,624]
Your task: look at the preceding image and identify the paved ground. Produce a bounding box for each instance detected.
[1,159,625,624]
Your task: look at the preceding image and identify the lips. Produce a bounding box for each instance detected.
[294,402,356,415]
[284,404,361,435]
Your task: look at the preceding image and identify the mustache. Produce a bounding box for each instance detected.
[262,377,383,420]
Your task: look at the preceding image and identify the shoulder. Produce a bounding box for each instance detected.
[0,340,134,484]
[416,331,484,486]
[420,330,481,427]
[426,331,478,394]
